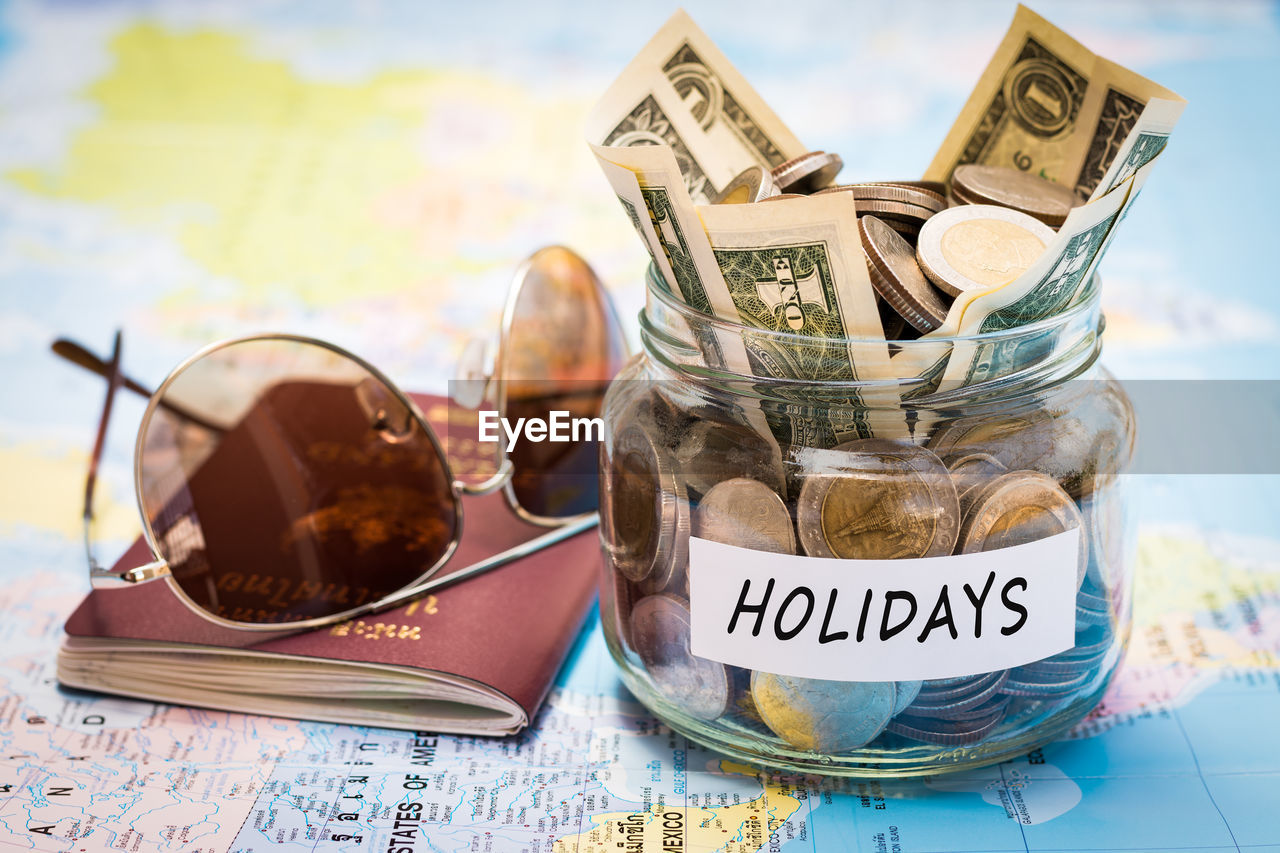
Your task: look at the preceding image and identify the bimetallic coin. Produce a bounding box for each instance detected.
[860,215,951,333]
[959,470,1088,588]
[951,164,1078,228]
[750,671,894,752]
[693,477,796,554]
[797,439,960,559]
[711,166,778,204]
[916,205,1057,297]
[945,452,1008,514]
[606,423,689,586]
[630,594,731,721]
[771,151,843,194]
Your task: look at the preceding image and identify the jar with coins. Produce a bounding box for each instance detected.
[597,265,1135,777]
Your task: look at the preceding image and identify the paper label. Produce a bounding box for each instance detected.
[688,529,1079,682]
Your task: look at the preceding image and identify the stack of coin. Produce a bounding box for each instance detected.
[819,182,946,245]
[888,670,1012,746]
[770,150,843,193]
[858,215,952,333]
[950,164,1079,229]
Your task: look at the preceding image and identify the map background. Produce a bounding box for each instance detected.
[1,0,1279,850]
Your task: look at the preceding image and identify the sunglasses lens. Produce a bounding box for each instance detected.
[137,338,458,625]
[503,247,628,519]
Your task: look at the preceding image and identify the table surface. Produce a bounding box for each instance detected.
[2,1,1279,851]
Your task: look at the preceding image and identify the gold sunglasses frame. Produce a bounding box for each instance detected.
[67,331,597,634]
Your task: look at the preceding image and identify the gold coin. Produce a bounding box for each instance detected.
[959,470,1087,587]
[797,439,958,559]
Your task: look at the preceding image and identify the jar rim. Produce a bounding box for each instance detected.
[643,262,1101,348]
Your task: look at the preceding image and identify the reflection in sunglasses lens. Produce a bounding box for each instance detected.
[503,247,628,520]
[137,339,458,625]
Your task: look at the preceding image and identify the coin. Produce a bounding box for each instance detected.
[915,205,1057,297]
[757,192,808,203]
[859,215,951,333]
[959,470,1088,587]
[630,594,731,721]
[927,409,1056,473]
[815,183,946,213]
[892,680,923,717]
[944,452,1008,513]
[750,671,894,752]
[877,295,907,340]
[887,706,1005,745]
[674,417,786,500]
[951,164,1079,228]
[605,423,689,586]
[711,166,778,204]
[797,439,959,559]
[693,477,796,554]
[770,151,843,194]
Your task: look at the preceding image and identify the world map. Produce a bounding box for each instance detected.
[1,1,1278,851]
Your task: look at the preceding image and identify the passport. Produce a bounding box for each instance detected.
[58,393,600,736]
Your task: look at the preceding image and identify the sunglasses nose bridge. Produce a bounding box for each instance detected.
[455,457,513,496]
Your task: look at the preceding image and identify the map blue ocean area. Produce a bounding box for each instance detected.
[2,0,1280,851]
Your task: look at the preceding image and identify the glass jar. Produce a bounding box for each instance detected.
[597,266,1135,777]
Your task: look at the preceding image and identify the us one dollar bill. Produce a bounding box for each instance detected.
[697,195,901,445]
[925,4,1183,200]
[587,9,806,204]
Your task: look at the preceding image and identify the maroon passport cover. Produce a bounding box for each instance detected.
[62,393,600,728]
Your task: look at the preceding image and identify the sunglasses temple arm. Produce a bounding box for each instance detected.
[83,332,124,571]
[401,514,598,598]
[52,337,225,433]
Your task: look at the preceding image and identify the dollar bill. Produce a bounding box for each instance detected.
[1089,97,1184,201]
[589,146,682,297]
[697,195,899,444]
[936,175,1135,390]
[587,10,806,203]
[925,5,1182,200]
[590,142,734,320]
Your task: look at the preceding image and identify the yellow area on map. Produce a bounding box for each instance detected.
[9,25,583,306]
[1128,533,1280,671]
[553,761,801,853]
[0,443,137,540]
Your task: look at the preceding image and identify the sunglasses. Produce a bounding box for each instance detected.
[57,246,628,631]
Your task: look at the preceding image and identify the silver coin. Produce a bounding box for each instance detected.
[693,477,796,554]
[771,151,844,193]
[674,418,786,500]
[604,423,689,586]
[886,707,1005,745]
[944,451,1008,515]
[892,680,923,717]
[629,593,730,721]
[750,671,894,752]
